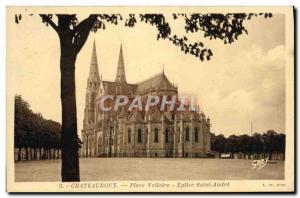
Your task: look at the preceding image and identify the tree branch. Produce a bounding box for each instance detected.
[39,14,59,33]
[73,15,98,53]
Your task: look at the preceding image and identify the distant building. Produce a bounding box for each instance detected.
[81,42,211,158]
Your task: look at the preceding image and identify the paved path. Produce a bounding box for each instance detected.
[15,158,284,182]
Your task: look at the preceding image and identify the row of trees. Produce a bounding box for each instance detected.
[210,130,285,160]
[14,95,62,161]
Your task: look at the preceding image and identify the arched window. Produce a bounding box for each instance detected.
[154,128,159,143]
[195,127,199,142]
[165,128,169,143]
[128,128,131,143]
[137,128,142,143]
[185,127,190,142]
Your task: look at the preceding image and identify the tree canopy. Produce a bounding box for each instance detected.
[14,95,61,160]
[211,130,285,159]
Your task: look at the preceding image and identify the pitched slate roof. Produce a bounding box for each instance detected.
[102,81,137,95]
[135,72,177,94]
[102,72,176,96]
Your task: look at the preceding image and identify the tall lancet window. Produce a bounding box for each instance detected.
[137,128,142,143]
[145,128,148,142]
[165,128,169,143]
[185,127,190,142]
[195,127,199,142]
[128,128,131,143]
[154,128,159,143]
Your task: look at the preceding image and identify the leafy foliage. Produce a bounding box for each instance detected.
[211,130,285,157]
[14,95,61,156]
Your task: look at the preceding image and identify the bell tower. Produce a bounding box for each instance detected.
[115,44,127,84]
[83,40,101,131]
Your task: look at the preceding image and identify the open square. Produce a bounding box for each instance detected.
[15,158,284,182]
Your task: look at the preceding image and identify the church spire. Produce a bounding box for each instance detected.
[88,40,100,83]
[115,44,127,83]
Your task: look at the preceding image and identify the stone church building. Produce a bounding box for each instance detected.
[81,41,211,158]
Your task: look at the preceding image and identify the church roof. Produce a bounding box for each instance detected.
[102,81,136,95]
[135,72,177,94]
[102,72,177,96]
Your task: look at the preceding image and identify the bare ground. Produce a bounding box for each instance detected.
[15,158,284,182]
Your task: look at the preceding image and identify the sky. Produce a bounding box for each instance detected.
[7,8,287,136]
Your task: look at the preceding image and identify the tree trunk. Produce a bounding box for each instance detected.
[52,148,56,159]
[56,149,58,159]
[56,149,59,159]
[25,147,29,160]
[269,151,273,161]
[41,148,45,159]
[18,147,21,161]
[60,40,80,182]
[29,148,31,160]
[34,148,37,160]
[44,149,47,159]
[43,148,45,159]
[39,147,42,160]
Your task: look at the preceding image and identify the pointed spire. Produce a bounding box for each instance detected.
[115,44,127,83]
[88,40,100,83]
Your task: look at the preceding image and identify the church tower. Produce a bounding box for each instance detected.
[115,44,127,83]
[83,40,101,131]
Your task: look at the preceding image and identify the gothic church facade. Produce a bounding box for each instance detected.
[81,42,211,158]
